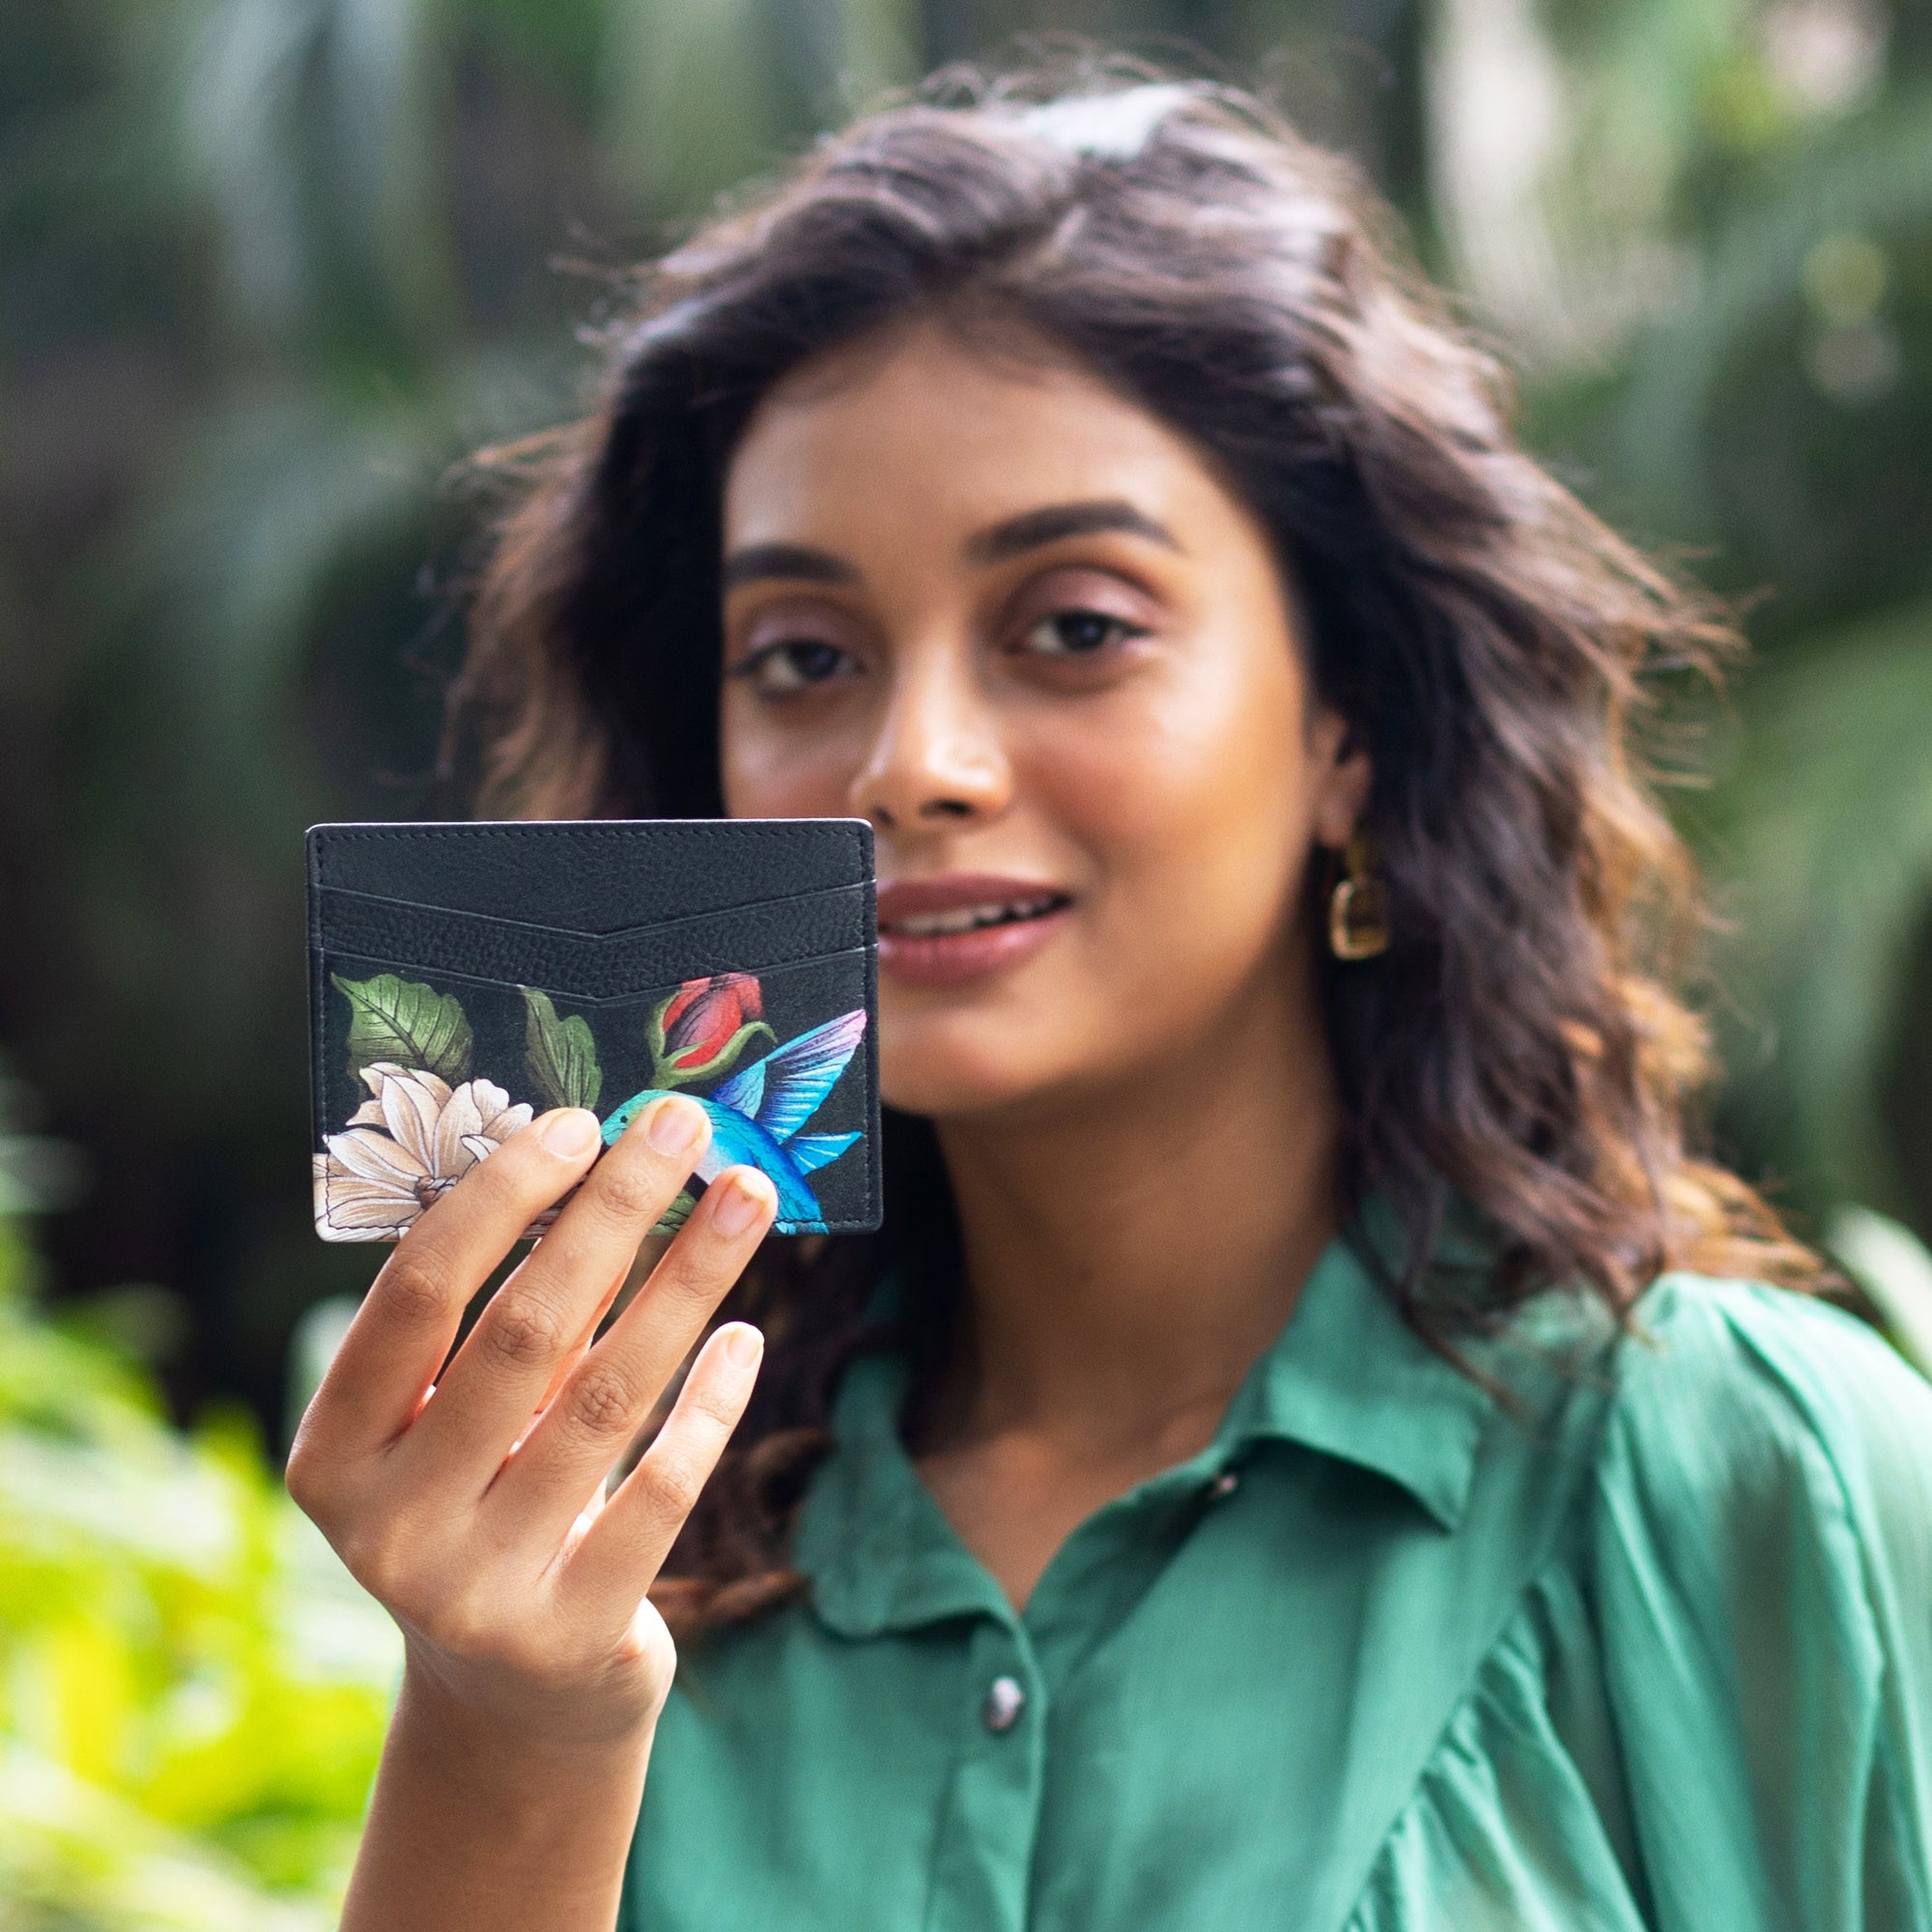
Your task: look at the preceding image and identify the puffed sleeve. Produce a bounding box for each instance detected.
[1592,1275,1932,1931]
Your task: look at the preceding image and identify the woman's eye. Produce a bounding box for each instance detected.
[1018,609,1144,658]
[731,639,858,695]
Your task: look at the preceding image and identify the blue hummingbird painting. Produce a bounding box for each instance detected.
[600,1005,868,1234]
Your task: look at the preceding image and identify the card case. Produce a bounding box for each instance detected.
[307,819,880,1240]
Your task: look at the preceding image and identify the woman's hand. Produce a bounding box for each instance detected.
[286,1094,776,1931]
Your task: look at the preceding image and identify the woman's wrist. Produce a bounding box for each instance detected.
[396,1627,668,1759]
[340,1656,655,1932]
[389,1648,659,1798]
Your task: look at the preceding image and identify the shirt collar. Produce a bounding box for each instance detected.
[793,1347,1005,1639]
[794,1204,1508,1639]
[1217,1222,1494,1532]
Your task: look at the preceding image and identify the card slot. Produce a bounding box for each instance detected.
[315,884,868,1001]
[317,940,871,1012]
[312,874,867,949]
[309,818,871,934]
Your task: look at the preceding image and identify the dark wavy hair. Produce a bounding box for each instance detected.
[445,66,1818,1636]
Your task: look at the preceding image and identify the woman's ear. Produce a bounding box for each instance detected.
[1308,707,1374,848]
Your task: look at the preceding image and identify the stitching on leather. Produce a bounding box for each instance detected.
[317,903,868,1000]
[312,876,864,944]
[313,820,870,888]
[319,939,871,1010]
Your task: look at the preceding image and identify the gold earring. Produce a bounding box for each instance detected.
[1327,831,1389,961]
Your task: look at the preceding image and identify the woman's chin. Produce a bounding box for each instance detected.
[876,1014,1122,1123]
[879,1065,1044,1122]
[877,1038,1066,1122]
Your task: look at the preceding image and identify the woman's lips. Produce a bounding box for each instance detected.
[875,874,1073,989]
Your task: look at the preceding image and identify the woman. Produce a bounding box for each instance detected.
[287,70,1932,1932]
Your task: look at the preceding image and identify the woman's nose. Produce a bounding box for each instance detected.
[847,650,1010,834]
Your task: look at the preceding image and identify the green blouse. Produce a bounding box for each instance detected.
[616,1235,1932,1930]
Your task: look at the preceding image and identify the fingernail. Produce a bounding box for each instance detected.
[540,1109,601,1158]
[721,1322,764,1369]
[643,1096,707,1155]
[710,1168,774,1237]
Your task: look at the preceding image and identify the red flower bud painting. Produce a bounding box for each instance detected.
[649,973,775,1087]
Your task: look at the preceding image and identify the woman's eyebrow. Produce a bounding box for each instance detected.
[721,542,863,592]
[965,498,1181,565]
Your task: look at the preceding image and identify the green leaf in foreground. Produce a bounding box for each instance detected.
[330,973,473,1082]
[521,986,603,1112]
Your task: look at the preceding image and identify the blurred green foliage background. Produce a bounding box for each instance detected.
[1,0,1930,1919]
[0,1208,396,1927]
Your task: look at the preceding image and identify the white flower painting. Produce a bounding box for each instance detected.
[312,1062,533,1237]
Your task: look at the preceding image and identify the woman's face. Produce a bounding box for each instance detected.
[719,320,1368,1121]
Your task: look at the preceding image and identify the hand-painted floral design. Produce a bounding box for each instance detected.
[649,973,775,1087]
[312,1062,532,1236]
[316,971,866,1240]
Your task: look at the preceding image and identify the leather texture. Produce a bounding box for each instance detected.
[307,819,880,1241]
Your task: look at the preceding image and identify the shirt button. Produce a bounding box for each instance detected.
[981,1675,1026,1733]
[1209,1470,1239,1498]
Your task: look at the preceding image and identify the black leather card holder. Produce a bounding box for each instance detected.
[307,820,880,1240]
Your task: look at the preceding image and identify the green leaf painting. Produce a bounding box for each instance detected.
[331,972,474,1082]
[521,986,603,1112]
